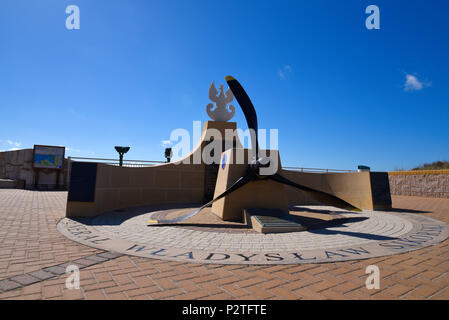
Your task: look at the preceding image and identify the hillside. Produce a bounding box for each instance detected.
[412,161,449,170]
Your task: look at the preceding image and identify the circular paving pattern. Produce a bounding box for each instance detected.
[57,205,449,265]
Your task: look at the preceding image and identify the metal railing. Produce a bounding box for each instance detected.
[67,157,355,172]
[66,156,167,185]
[283,166,355,173]
[66,156,355,185]
[67,156,165,167]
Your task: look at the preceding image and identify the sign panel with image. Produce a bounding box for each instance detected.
[33,145,65,170]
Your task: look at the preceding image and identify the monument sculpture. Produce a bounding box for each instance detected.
[206,81,235,122]
[147,76,361,225]
[59,76,449,266]
[65,76,392,226]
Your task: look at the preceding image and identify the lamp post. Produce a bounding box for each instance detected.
[164,148,173,163]
[114,146,130,167]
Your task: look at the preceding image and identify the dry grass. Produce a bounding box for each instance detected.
[412,161,449,170]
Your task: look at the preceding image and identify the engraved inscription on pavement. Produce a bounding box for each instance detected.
[58,206,449,265]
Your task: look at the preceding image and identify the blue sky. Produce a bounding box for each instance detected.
[1,0,448,171]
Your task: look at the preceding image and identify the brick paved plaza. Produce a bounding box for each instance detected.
[0,189,448,300]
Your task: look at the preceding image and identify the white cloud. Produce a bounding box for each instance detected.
[8,147,20,151]
[278,65,292,79]
[7,140,21,147]
[404,74,430,91]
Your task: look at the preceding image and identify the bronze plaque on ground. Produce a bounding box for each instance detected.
[244,208,306,233]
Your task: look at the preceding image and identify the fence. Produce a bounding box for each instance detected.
[283,166,355,173]
[66,156,167,186]
[66,156,355,186]
[67,156,165,167]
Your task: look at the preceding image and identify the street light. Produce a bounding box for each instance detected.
[114,146,130,167]
[165,148,173,163]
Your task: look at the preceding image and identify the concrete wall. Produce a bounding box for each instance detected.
[212,149,289,222]
[283,170,392,210]
[66,162,205,217]
[68,164,391,218]
[0,179,25,189]
[66,120,392,218]
[0,149,67,189]
[388,170,449,198]
[66,121,240,217]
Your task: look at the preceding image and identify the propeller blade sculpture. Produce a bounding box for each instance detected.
[148,76,361,225]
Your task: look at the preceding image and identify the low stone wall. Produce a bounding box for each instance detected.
[66,121,240,217]
[388,170,449,198]
[283,170,392,210]
[0,179,25,189]
[0,149,67,189]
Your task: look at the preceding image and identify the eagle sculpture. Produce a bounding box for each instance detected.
[206,81,235,122]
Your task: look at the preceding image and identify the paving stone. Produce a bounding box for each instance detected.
[44,265,67,275]
[0,279,21,292]
[1,190,449,300]
[28,270,55,281]
[10,274,40,286]
[72,258,98,267]
[57,262,79,269]
[97,252,123,259]
[84,255,108,263]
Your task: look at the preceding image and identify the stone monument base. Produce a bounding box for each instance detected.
[212,148,289,221]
